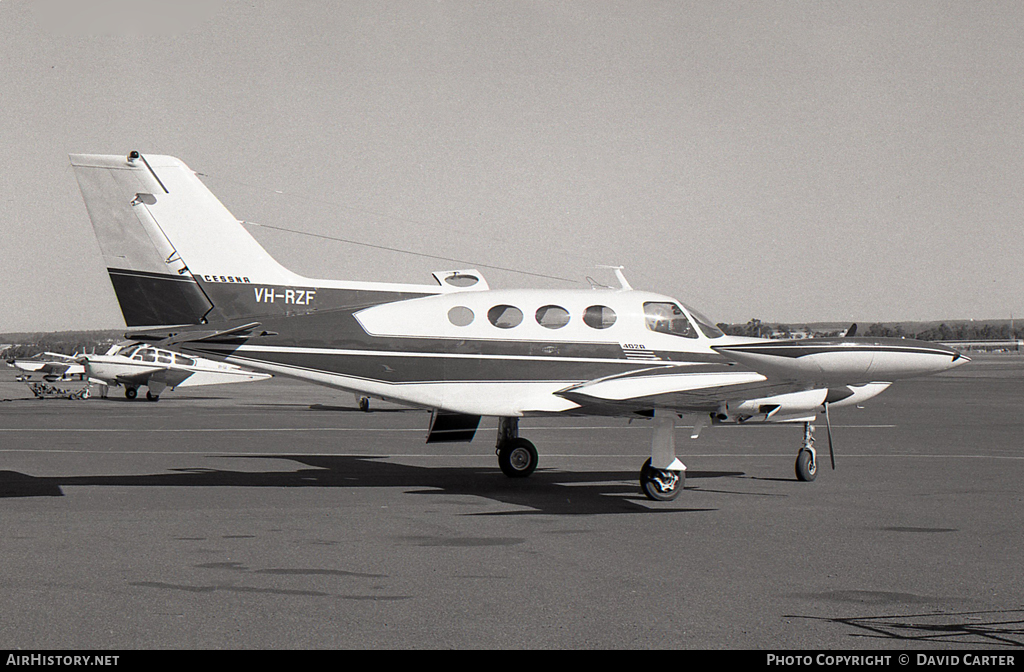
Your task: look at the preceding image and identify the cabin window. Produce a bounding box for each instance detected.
[173,354,195,366]
[488,305,523,329]
[157,353,172,364]
[536,305,570,329]
[140,350,158,362]
[583,305,616,329]
[447,306,475,327]
[644,302,698,338]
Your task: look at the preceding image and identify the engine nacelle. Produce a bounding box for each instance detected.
[713,382,891,424]
[712,337,967,384]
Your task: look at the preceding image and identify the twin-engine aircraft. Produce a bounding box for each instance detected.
[69,151,967,501]
[82,342,272,400]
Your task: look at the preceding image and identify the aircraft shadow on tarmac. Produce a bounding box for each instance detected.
[0,457,744,515]
[790,608,1024,647]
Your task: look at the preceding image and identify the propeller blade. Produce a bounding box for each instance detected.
[823,401,836,470]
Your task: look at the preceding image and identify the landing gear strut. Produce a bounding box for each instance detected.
[795,421,817,481]
[496,417,538,478]
[639,410,686,501]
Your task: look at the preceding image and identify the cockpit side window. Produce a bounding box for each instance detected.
[644,302,698,338]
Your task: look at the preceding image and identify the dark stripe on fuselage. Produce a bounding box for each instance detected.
[175,281,736,385]
[184,342,733,385]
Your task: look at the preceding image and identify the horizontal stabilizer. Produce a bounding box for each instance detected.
[127,322,261,345]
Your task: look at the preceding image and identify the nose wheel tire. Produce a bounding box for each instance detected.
[497,438,538,478]
[640,458,684,501]
[124,387,137,400]
[796,449,817,481]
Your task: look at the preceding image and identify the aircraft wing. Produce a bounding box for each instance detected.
[39,362,75,375]
[147,367,195,389]
[106,366,191,389]
[551,334,963,421]
[109,368,161,387]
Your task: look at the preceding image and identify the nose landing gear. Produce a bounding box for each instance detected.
[796,421,818,481]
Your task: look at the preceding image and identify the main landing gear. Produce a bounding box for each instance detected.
[490,414,825,498]
[493,413,686,502]
[123,386,159,401]
[495,417,538,478]
[639,410,686,501]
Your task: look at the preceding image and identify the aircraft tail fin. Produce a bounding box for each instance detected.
[70,151,303,327]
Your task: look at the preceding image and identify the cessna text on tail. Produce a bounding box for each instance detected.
[69,151,967,501]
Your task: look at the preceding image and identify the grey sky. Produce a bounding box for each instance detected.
[1,1,1022,332]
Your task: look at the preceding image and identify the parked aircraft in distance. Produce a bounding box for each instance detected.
[82,342,273,400]
[70,151,968,501]
[8,352,85,382]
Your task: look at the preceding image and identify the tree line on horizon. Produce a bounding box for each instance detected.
[719,319,1023,341]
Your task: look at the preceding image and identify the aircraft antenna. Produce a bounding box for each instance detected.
[199,171,582,285]
[243,221,579,284]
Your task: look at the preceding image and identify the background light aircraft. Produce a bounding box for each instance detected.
[82,342,273,400]
[69,151,967,501]
[8,352,85,382]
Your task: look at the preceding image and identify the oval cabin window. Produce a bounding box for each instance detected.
[487,305,523,329]
[536,305,570,329]
[583,305,616,329]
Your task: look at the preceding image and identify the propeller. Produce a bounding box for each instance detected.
[823,401,836,469]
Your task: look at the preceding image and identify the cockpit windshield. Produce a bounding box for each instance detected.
[683,304,725,339]
[644,302,698,338]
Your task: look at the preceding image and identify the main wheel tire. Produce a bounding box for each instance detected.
[125,387,138,400]
[795,449,817,482]
[146,391,160,402]
[498,438,539,478]
[640,458,684,501]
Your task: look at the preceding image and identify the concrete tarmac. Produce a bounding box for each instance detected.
[1,356,1022,649]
